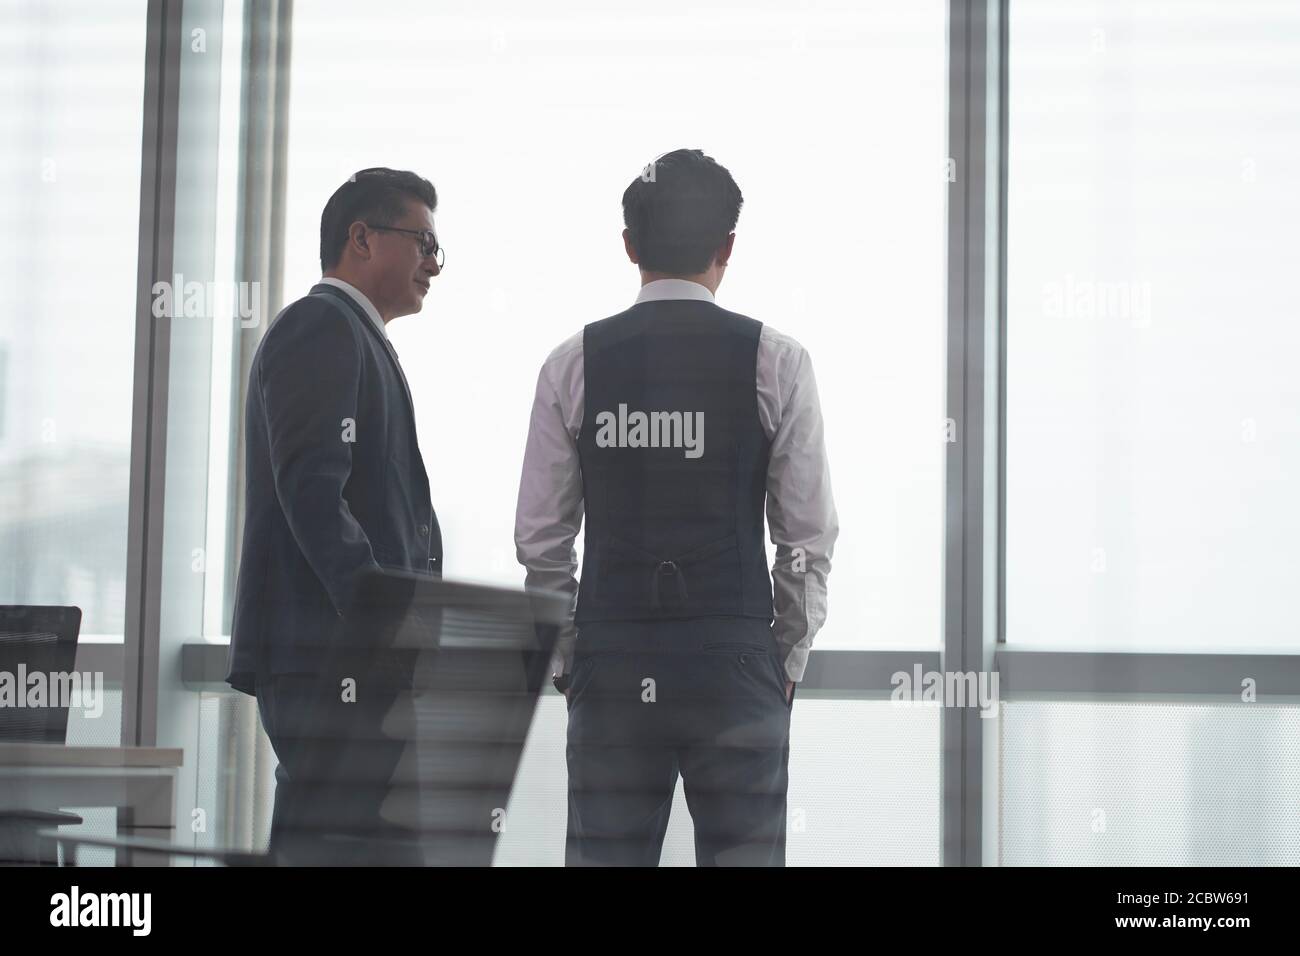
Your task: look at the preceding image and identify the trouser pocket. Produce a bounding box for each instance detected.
[704,641,788,708]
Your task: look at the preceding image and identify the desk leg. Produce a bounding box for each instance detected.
[116,775,177,866]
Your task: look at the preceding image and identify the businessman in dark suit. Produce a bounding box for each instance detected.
[227,167,445,862]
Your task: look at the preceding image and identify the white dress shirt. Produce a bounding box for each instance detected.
[514,278,838,682]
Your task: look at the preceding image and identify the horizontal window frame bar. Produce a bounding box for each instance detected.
[173,642,1300,699]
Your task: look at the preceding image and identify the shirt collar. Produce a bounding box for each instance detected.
[319,277,387,339]
[633,278,715,305]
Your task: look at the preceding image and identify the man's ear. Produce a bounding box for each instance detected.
[716,232,736,268]
[622,228,639,265]
[348,220,372,260]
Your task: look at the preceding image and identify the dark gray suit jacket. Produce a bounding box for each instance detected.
[227,283,442,694]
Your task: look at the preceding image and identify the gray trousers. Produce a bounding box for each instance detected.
[565,617,793,866]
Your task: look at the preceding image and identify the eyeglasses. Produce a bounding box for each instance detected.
[364,224,445,268]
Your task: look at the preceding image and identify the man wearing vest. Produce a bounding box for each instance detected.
[515,149,838,866]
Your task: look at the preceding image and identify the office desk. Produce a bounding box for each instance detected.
[0,743,182,864]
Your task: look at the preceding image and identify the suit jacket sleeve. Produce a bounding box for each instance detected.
[255,297,381,615]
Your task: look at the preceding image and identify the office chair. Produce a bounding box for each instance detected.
[0,605,85,865]
[43,575,565,866]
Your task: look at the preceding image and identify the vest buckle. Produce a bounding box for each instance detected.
[651,559,688,609]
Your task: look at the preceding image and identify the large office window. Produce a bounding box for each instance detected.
[1006,0,1300,652]
[1001,0,1300,866]
[286,0,948,654]
[0,2,148,856]
[0,0,148,645]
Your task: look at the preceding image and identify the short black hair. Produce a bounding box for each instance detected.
[320,167,437,271]
[621,148,743,275]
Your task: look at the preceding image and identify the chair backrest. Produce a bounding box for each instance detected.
[270,573,565,865]
[0,605,82,743]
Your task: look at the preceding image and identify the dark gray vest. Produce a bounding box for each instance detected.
[574,298,774,623]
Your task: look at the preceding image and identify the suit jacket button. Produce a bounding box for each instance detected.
[418,524,430,537]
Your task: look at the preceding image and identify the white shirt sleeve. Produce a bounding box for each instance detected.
[513,332,585,676]
[757,327,839,682]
